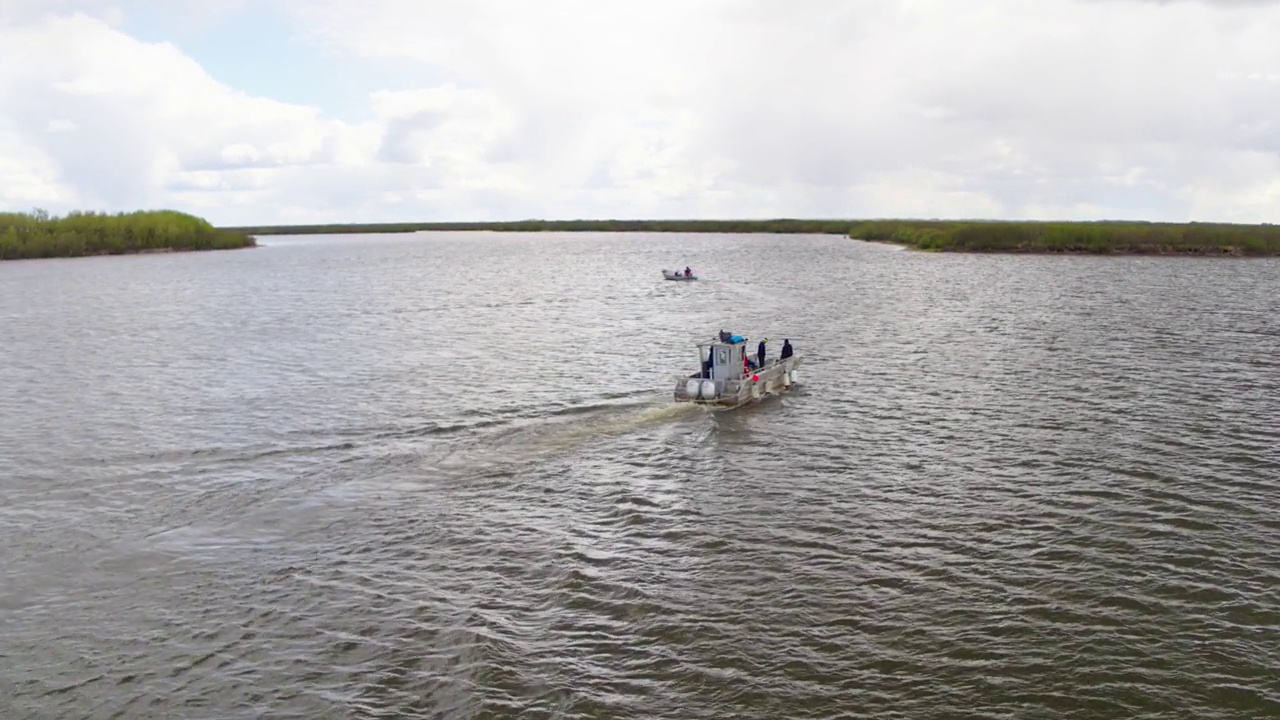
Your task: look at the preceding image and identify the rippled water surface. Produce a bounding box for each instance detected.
[2,232,1278,719]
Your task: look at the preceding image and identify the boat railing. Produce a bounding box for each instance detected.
[679,356,795,383]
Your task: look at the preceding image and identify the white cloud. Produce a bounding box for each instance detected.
[281,0,1280,222]
[4,1,1280,224]
[45,119,78,133]
[369,86,520,186]
[0,11,389,221]
[0,127,78,206]
[0,0,119,24]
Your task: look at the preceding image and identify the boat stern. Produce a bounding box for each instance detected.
[672,333,803,408]
[674,354,803,407]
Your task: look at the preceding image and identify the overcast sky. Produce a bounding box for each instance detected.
[2,0,1279,226]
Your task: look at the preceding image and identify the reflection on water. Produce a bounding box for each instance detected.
[1,232,1278,719]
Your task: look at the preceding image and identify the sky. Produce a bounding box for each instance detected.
[2,0,1280,226]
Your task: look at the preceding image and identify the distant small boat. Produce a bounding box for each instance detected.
[663,269,697,281]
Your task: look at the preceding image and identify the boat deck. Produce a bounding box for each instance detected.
[674,354,802,408]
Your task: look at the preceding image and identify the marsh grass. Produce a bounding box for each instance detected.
[847,220,1280,256]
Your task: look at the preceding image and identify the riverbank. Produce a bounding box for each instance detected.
[0,210,256,261]
[217,219,859,236]
[848,220,1280,256]
[218,217,1280,256]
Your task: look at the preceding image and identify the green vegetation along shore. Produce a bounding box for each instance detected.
[219,217,1280,256]
[219,219,860,236]
[1,209,256,261]
[847,220,1280,256]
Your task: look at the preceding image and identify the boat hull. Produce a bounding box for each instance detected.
[673,355,803,409]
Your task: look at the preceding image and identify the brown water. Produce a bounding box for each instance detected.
[1,232,1278,719]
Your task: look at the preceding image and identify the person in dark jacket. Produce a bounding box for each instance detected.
[757,338,768,367]
[780,339,793,360]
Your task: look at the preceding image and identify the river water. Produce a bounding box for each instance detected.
[1,231,1277,719]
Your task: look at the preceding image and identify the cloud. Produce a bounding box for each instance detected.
[4,0,1280,224]
[0,10,384,220]
[277,0,1280,222]
[0,0,118,24]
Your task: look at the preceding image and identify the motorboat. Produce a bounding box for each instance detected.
[663,269,697,281]
[673,331,802,409]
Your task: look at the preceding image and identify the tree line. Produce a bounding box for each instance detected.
[0,209,256,261]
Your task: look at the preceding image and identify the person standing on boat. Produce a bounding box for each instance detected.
[780,339,793,360]
[757,338,768,367]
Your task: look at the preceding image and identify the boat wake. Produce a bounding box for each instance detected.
[434,396,706,477]
[294,393,713,505]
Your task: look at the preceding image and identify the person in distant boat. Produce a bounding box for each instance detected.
[780,338,793,360]
[757,338,768,367]
[685,266,692,277]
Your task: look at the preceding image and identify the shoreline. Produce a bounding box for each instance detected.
[218,218,1280,257]
[0,244,257,263]
[855,238,1272,258]
[219,219,861,236]
[847,219,1280,257]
